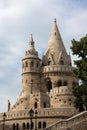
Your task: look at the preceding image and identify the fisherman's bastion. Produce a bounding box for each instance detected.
[0,19,87,130]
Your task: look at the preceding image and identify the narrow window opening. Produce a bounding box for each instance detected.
[46,78,52,92]
[13,124,15,130]
[27,122,29,129]
[43,102,46,108]
[34,102,38,108]
[38,122,41,129]
[16,123,19,130]
[23,123,25,130]
[43,122,46,128]
[25,61,28,67]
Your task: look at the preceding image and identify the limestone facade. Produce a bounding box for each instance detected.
[0,19,79,130]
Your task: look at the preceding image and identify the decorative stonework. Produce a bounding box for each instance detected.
[0,19,80,130]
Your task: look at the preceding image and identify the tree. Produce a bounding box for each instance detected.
[71,35,87,111]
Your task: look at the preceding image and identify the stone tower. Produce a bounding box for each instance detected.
[0,19,78,130]
[42,19,77,108]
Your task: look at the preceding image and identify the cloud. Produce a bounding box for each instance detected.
[0,0,87,112]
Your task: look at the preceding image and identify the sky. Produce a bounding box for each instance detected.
[0,0,87,112]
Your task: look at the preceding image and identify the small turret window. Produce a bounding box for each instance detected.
[55,32,56,35]
[25,61,28,67]
[30,61,34,67]
[36,62,39,67]
[60,60,64,65]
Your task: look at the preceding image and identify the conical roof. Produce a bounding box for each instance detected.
[43,19,71,66]
[25,34,38,58]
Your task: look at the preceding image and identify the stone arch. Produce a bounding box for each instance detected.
[43,122,46,128]
[48,58,52,65]
[57,80,62,87]
[27,122,29,129]
[34,102,38,108]
[60,60,64,65]
[25,61,28,67]
[16,123,19,130]
[30,61,34,67]
[13,124,15,130]
[43,102,46,108]
[36,62,39,67]
[46,78,52,92]
[38,122,41,129]
[23,123,25,130]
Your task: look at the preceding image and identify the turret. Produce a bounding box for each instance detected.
[21,35,41,97]
[41,19,77,108]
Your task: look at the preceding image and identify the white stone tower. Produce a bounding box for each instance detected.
[0,19,78,130]
[42,19,77,108]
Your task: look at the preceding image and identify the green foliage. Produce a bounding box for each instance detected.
[71,35,87,111]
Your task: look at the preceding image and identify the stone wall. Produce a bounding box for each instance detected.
[44,111,87,130]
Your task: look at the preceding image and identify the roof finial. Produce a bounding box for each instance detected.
[30,34,33,42]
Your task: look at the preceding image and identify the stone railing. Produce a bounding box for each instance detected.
[0,108,77,121]
[42,65,74,73]
[44,111,87,130]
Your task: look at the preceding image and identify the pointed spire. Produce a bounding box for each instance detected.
[45,18,67,54]
[25,34,38,57]
[29,34,34,47]
[30,34,34,42]
[43,19,71,66]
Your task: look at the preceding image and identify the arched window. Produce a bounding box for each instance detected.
[60,60,64,65]
[57,80,62,87]
[25,61,28,67]
[43,122,46,128]
[16,123,19,130]
[48,61,51,65]
[34,102,38,108]
[43,102,46,108]
[30,61,34,67]
[13,124,15,130]
[38,122,41,129]
[31,122,34,129]
[23,123,25,130]
[36,62,39,67]
[63,80,68,86]
[46,78,52,92]
[27,122,29,129]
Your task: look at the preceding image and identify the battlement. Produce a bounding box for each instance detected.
[0,108,77,121]
[42,65,74,73]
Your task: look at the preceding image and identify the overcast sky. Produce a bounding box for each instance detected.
[0,0,87,112]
